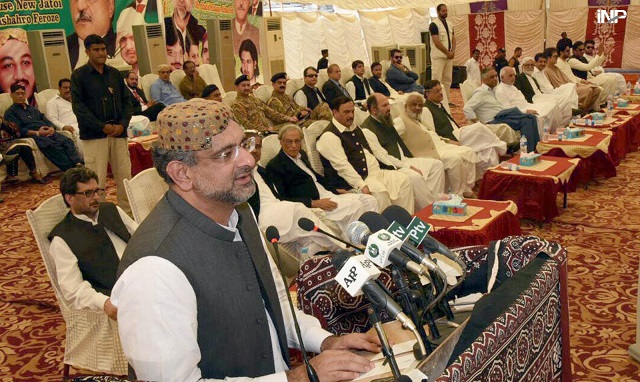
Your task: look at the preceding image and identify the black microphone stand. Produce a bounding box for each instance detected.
[405,270,441,341]
[368,306,402,380]
[270,238,320,382]
[391,267,432,356]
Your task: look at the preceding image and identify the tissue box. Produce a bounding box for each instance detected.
[519,153,542,166]
[618,98,629,108]
[564,127,585,139]
[591,112,606,121]
[131,124,151,137]
[432,201,468,216]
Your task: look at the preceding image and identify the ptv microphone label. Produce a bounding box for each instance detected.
[335,255,381,297]
[387,218,432,245]
[364,229,403,268]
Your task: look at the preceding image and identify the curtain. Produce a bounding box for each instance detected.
[504,10,545,59]
[621,5,640,69]
[450,15,470,66]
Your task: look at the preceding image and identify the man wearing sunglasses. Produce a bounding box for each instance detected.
[49,166,138,321]
[294,67,333,121]
[385,49,424,95]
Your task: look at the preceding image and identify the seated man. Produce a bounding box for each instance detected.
[293,67,333,121]
[555,42,608,106]
[583,39,627,95]
[363,93,470,198]
[322,64,352,106]
[49,167,137,319]
[0,116,45,183]
[317,97,417,213]
[542,47,601,114]
[266,72,313,127]
[46,78,83,156]
[369,62,392,97]
[149,64,186,106]
[516,56,578,125]
[496,66,564,134]
[179,60,207,100]
[568,41,619,100]
[232,75,297,133]
[346,60,373,103]
[413,87,505,176]
[125,71,166,122]
[4,84,81,171]
[463,68,540,152]
[266,125,377,235]
[246,131,346,257]
[386,49,424,94]
[201,85,222,102]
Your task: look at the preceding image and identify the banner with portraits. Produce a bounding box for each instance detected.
[0,0,159,103]
[162,0,264,86]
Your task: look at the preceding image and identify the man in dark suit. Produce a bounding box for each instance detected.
[124,71,165,121]
[347,60,372,103]
[369,62,391,97]
[514,69,540,103]
[322,64,352,106]
[67,0,116,69]
[317,49,329,71]
[266,125,377,232]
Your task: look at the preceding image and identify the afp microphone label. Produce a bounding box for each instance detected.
[335,255,381,297]
[365,229,403,268]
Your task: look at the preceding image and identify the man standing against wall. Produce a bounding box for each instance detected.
[429,3,455,105]
[71,35,133,214]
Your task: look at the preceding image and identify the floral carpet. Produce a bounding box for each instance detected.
[1,91,639,380]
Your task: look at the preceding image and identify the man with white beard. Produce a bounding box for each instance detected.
[496,66,564,135]
[410,86,506,175]
[516,56,578,126]
[568,40,621,99]
[583,39,627,95]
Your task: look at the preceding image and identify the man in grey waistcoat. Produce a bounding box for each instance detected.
[111,99,380,381]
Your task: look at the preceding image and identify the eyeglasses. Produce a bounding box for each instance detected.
[282,138,302,146]
[305,74,318,78]
[199,136,256,163]
[393,56,403,59]
[75,188,106,198]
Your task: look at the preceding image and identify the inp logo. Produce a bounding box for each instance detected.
[367,243,379,258]
[597,9,627,23]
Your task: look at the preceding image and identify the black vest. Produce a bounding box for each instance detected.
[349,75,372,101]
[571,55,589,80]
[361,116,413,160]
[296,85,325,110]
[49,202,130,295]
[118,192,289,379]
[424,100,458,141]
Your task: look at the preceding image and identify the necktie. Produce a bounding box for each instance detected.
[315,88,325,102]
[132,88,145,106]
[136,0,145,13]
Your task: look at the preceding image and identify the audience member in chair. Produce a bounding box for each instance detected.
[247,130,345,256]
[317,96,416,213]
[125,71,166,122]
[385,49,424,94]
[4,84,81,172]
[46,78,83,157]
[0,116,44,183]
[368,62,393,97]
[347,60,373,103]
[112,101,379,380]
[266,125,378,234]
[49,167,137,320]
[232,75,296,133]
[293,67,333,120]
[267,72,314,127]
[201,84,222,102]
[150,64,186,106]
[179,60,207,100]
[322,64,352,106]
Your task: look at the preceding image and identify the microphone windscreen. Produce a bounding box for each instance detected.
[381,205,412,227]
[331,249,354,272]
[265,226,280,242]
[359,211,390,232]
[297,217,316,232]
[346,220,369,245]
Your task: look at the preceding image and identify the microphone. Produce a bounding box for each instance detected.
[297,217,362,251]
[265,227,319,382]
[368,307,401,379]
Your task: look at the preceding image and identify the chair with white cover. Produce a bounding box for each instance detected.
[254,85,274,104]
[354,108,370,127]
[26,195,128,379]
[140,74,159,102]
[0,92,12,115]
[460,78,480,103]
[198,64,226,96]
[123,168,168,224]
[317,70,329,90]
[222,91,237,106]
[340,67,354,86]
[285,78,304,98]
[303,120,329,176]
[259,133,281,168]
[35,89,60,113]
[380,60,391,80]
[169,69,186,92]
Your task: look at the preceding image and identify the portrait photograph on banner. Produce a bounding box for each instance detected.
[232,0,263,87]
[163,0,207,70]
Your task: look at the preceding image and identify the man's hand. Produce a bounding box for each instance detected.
[525,109,538,115]
[289,116,299,123]
[62,125,75,133]
[321,333,381,353]
[446,51,454,59]
[410,165,423,176]
[300,110,309,117]
[104,298,118,321]
[103,123,115,135]
[311,198,338,211]
[580,79,591,85]
[335,188,349,194]
[397,91,405,95]
[111,124,125,136]
[39,126,54,136]
[286,350,374,382]
[147,99,157,107]
[448,139,461,146]
[361,186,371,194]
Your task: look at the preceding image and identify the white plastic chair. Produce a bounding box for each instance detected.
[123,168,168,224]
[303,120,330,176]
[254,85,273,104]
[140,74,159,102]
[460,79,480,103]
[286,78,304,98]
[26,195,128,379]
[259,134,281,167]
[198,64,226,96]
[317,71,329,91]
[169,69,186,92]
[222,91,237,106]
[354,108,370,127]
[0,93,12,116]
[35,89,60,113]
[340,67,354,86]
[380,60,391,80]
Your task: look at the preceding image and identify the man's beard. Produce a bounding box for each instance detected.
[523,68,534,76]
[406,109,421,121]
[379,114,393,126]
[193,165,256,205]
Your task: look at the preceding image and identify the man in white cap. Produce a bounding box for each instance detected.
[112,99,380,381]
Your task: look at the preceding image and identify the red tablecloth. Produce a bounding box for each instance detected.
[128,141,154,176]
[478,156,579,222]
[414,199,521,248]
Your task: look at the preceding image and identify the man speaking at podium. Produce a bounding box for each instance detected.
[111,99,379,381]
